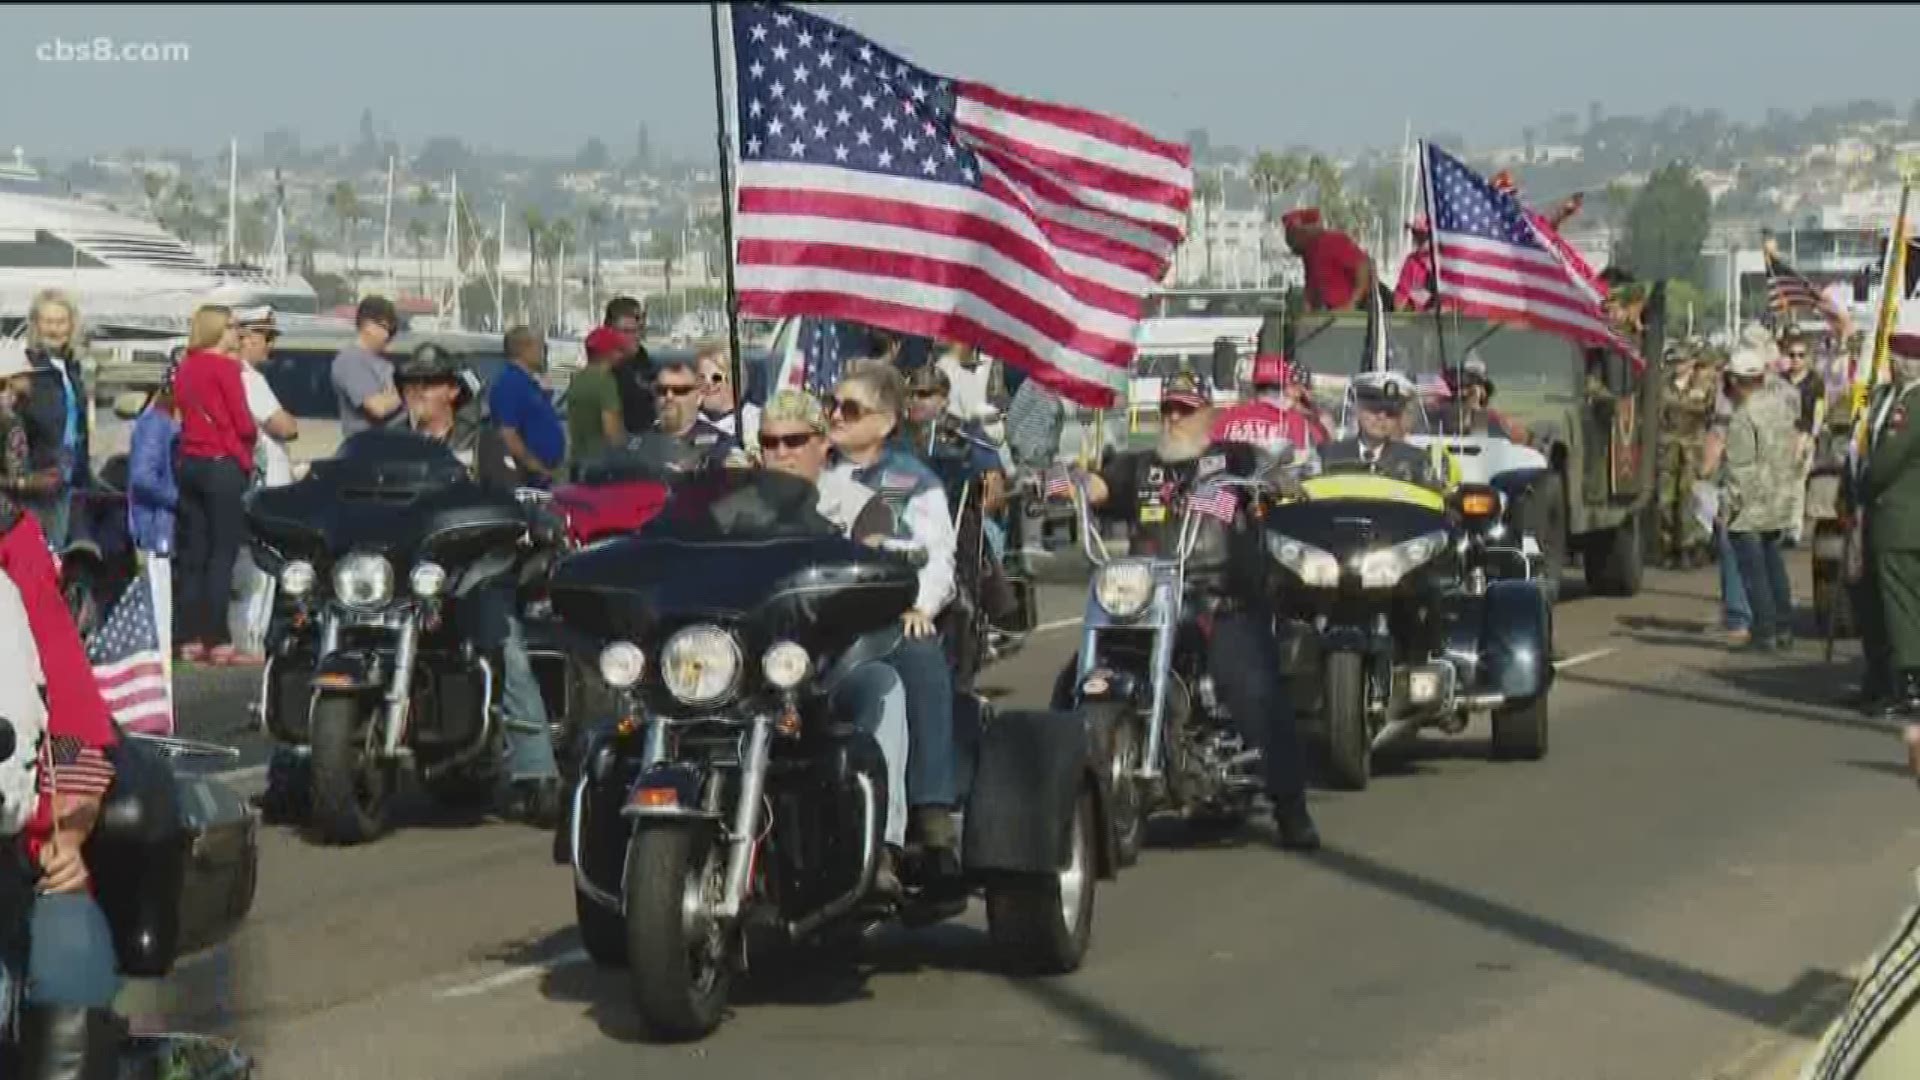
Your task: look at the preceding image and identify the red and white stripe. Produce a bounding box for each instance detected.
[733,81,1190,409]
[1188,484,1239,526]
[1430,230,1634,362]
[94,651,172,733]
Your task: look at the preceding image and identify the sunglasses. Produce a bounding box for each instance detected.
[830,397,873,421]
[1160,401,1200,419]
[758,431,818,451]
[910,387,945,399]
[657,383,698,398]
[707,372,727,386]
[1789,351,1809,359]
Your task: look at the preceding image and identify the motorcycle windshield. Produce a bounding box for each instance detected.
[1265,478,1450,556]
[549,468,918,647]
[247,430,526,562]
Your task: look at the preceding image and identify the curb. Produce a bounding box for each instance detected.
[206,763,270,802]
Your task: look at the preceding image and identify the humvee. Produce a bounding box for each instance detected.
[1268,285,1665,597]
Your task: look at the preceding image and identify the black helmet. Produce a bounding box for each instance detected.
[394,346,474,407]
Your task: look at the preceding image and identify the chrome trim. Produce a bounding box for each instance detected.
[254,655,275,734]
[786,773,878,940]
[379,616,421,756]
[418,656,496,779]
[570,777,623,912]
[715,714,774,920]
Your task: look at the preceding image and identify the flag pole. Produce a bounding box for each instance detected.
[708,1,747,402]
[1413,140,1459,431]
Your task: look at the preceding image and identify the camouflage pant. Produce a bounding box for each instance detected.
[1657,437,1707,558]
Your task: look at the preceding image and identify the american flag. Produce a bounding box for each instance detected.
[47,733,115,799]
[1042,464,1076,500]
[85,573,172,735]
[726,1,1191,409]
[1421,142,1637,364]
[1187,483,1239,526]
[1766,249,1838,326]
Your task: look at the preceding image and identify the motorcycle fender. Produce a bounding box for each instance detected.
[622,763,717,819]
[310,649,386,693]
[1478,579,1553,701]
[1319,622,1372,655]
[964,708,1106,878]
[1071,666,1139,710]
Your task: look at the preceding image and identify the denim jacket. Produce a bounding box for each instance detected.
[128,407,180,555]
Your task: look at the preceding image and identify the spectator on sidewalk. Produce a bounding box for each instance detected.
[228,306,297,660]
[1721,344,1801,653]
[20,289,89,549]
[489,326,564,484]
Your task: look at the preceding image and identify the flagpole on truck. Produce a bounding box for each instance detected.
[707,1,748,401]
[1412,140,1461,434]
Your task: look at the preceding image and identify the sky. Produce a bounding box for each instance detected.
[7,3,1920,163]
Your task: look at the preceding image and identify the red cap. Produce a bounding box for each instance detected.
[1250,352,1290,386]
[1281,207,1322,230]
[585,326,634,358]
[1891,332,1920,360]
[1491,170,1517,194]
[1408,214,1431,236]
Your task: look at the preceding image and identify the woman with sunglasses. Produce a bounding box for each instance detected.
[823,362,963,870]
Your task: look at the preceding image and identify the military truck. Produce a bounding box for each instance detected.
[1267,285,1665,597]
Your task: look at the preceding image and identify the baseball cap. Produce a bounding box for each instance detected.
[1159,369,1211,409]
[584,325,634,359]
[1725,347,1769,378]
[356,295,400,329]
[1250,352,1290,386]
[1281,207,1322,231]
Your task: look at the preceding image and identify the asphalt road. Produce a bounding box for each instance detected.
[143,562,1920,1080]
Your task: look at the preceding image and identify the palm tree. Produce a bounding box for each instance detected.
[521,207,546,326]
[293,231,319,277]
[1192,173,1222,285]
[544,217,576,332]
[170,183,201,245]
[139,171,170,223]
[405,217,430,296]
[327,181,362,282]
[237,195,271,262]
[648,230,679,317]
[583,202,610,308]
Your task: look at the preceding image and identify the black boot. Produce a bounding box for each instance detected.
[1272,795,1321,852]
[14,1005,122,1080]
[1878,671,1920,720]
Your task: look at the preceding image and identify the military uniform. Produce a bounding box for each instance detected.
[1848,379,1899,707]
[1863,367,1920,706]
[1657,353,1718,565]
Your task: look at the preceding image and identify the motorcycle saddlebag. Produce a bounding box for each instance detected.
[84,736,260,978]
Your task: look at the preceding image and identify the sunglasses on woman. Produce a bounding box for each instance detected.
[758,431,817,451]
[830,397,873,421]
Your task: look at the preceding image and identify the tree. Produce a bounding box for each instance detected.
[544,218,576,332]
[237,195,271,262]
[648,230,680,313]
[1191,172,1222,284]
[521,207,546,326]
[584,203,611,304]
[327,181,363,280]
[1616,162,1711,284]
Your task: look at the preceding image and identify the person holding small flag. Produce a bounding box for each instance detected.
[1042,370,1320,850]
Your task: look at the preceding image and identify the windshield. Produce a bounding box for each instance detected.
[1144,290,1286,320]
[645,468,840,542]
[1288,312,1584,429]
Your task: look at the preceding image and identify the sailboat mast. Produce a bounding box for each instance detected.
[447,174,462,328]
[496,200,507,330]
[382,156,396,298]
[226,138,238,264]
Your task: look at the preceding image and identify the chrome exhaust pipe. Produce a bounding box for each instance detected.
[1369,718,1420,752]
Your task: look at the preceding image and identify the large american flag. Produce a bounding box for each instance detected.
[1765,249,1838,325]
[85,573,172,735]
[726,1,1192,408]
[1421,142,1636,364]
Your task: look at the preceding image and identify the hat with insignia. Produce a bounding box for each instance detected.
[1160,369,1212,409]
[1351,370,1416,410]
[233,305,279,335]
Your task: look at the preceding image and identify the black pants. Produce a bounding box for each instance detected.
[1208,612,1308,803]
[175,457,248,648]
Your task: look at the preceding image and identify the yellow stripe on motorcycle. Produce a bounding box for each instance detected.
[1298,474,1448,510]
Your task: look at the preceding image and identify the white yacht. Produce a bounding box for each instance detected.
[0,189,318,337]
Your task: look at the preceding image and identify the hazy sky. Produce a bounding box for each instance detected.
[8,3,1920,162]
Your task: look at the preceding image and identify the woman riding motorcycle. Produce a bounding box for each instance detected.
[823,363,962,869]
[0,500,124,1078]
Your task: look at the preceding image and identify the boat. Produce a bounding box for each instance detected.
[0,189,318,337]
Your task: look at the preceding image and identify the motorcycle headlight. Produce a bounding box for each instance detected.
[332,553,394,609]
[660,624,743,706]
[1354,530,1448,590]
[1267,534,1341,588]
[598,641,646,690]
[409,561,447,598]
[1094,560,1155,619]
[280,560,316,598]
[761,641,810,690]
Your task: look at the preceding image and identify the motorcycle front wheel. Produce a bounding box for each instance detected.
[624,825,733,1042]
[308,694,393,844]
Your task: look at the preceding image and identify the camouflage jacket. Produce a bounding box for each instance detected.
[1722,388,1799,533]
[1662,367,1717,439]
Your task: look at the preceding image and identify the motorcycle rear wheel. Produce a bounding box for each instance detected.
[985,785,1097,975]
[309,695,392,845]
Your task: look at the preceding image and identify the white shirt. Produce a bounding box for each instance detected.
[241,366,293,487]
[938,356,996,423]
[814,469,881,536]
[824,458,957,617]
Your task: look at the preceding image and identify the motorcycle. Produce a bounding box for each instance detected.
[247,429,562,844]
[554,467,1113,1041]
[1050,472,1275,866]
[1264,474,1554,790]
[0,717,257,1078]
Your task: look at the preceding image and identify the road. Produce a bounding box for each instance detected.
[143,562,1920,1080]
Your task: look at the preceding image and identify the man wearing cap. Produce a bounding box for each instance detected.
[1047,369,1321,850]
[331,295,405,437]
[1320,372,1444,491]
[1857,326,1920,714]
[1284,208,1375,313]
[1721,344,1800,653]
[393,350,561,821]
[1210,352,1324,467]
[565,326,630,477]
[230,307,299,658]
[1657,342,1718,568]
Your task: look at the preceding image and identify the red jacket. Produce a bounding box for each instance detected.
[1211,400,1326,458]
[174,348,257,473]
[0,514,117,862]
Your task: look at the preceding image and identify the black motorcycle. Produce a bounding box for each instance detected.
[553,468,1113,1042]
[0,719,257,1078]
[247,429,560,844]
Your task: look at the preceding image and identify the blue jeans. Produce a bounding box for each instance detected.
[983,517,1007,565]
[828,660,909,847]
[457,585,559,783]
[1728,530,1793,640]
[881,635,957,809]
[3,893,122,1008]
[1716,524,1752,632]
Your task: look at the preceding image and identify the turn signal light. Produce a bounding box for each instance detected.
[629,787,678,810]
[775,706,801,737]
[312,673,356,690]
[1460,492,1498,518]
[615,715,640,738]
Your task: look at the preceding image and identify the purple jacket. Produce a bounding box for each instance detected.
[128,406,179,555]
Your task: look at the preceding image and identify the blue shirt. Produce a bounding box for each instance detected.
[487,362,565,469]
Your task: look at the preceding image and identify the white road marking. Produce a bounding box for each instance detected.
[1033,617,1084,634]
[433,948,589,1000]
[1552,646,1619,671]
